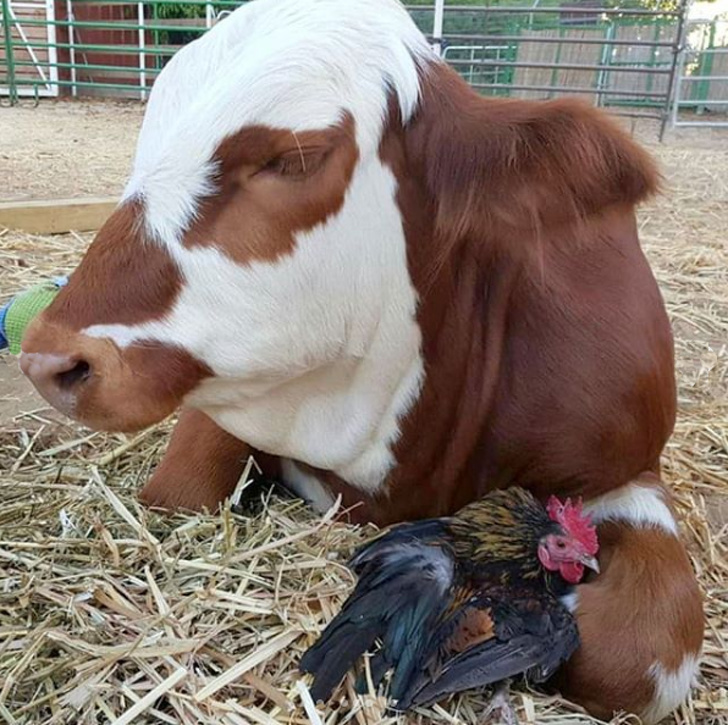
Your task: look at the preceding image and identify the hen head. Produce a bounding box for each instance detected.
[538,496,600,584]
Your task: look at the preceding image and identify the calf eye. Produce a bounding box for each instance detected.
[263,148,328,179]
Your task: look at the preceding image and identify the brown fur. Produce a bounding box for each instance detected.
[555,519,704,719]
[21,321,209,432]
[411,64,659,258]
[342,64,674,525]
[140,408,280,511]
[44,200,183,330]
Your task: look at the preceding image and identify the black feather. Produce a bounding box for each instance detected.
[300,530,456,703]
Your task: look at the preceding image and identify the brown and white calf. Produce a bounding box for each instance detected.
[19,0,703,720]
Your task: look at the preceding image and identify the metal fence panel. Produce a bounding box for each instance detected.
[1,0,58,99]
[1,1,726,133]
[673,16,728,128]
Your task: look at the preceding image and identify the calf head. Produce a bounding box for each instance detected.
[21,0,430,472]
[21,0,658,487]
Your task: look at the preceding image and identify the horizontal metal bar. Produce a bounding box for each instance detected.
[440,34,676,47]
[471,81,667,98]
[673,120,728,128]
[604,109,663,119]
[7,39,179,57]
[685,47,728,54]
[676,98,728,106]
[9,17,209,34]
[679,74,728,82]
[442,5,681,16]
[447,58,672,74]
[8,77,151,92]
[12,59,163,75]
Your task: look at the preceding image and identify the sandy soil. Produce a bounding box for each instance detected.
[1,99,144,202]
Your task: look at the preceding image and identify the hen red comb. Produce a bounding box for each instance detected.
[547,495,599,555]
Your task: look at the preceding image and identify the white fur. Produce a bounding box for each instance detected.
[641,655,700,725]
[124,0,434,244]
[279,459,336,513]
[86,99,424,491]
[584,482,679,536]
[84,0,434,493]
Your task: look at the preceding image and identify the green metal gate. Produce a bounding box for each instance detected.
[1,0,59,101]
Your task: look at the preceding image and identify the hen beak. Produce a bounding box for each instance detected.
[580,555,600,574]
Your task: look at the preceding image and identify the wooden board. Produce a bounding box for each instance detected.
[0,197,118,234]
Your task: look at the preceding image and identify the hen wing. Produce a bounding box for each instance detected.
[394,589,579,710]
[300,519,457,703]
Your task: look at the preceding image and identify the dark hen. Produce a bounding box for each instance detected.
[300,488,598,712]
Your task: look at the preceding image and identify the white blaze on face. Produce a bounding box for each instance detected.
[83,0,435,492]
[126,0,431,243]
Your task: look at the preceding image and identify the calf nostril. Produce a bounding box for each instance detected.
[55,359,91,390]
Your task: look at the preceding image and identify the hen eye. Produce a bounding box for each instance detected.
[556,540,566,549]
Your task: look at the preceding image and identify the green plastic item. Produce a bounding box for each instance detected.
[1,278,66,354]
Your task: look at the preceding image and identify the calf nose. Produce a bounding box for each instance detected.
[19,352,92,409]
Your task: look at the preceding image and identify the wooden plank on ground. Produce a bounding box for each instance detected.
[0,198,118,234]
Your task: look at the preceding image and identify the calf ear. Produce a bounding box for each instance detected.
[407,63,660,242]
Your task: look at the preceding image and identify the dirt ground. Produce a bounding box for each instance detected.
[0,101,727,724]
[1,99,144,202]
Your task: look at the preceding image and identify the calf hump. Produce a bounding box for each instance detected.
[409,62,660,242]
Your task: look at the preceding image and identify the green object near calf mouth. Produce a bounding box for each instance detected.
[0,277,68,355]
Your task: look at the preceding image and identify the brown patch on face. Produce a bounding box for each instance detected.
[554,520,704,720]
[20,199,206,432]
[184,115,359,265]
[44,199,182,330]
[22,320,210,432]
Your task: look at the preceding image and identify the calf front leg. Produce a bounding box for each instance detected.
[140,408,270,512]
[555,481,704,724]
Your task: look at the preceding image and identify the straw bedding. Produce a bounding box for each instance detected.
[0,133,726,725]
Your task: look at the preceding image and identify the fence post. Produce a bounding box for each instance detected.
[138,2,147,101]
[595,22,616,108]
[664,0,690,139]
[433,0,445,57]
[65,0,77,96]
[1,0,18,105]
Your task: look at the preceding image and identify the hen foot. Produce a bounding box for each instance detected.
[480,681,519,725]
